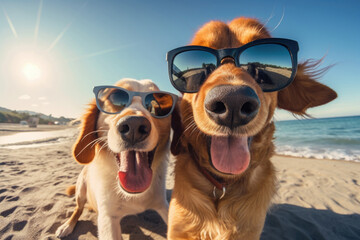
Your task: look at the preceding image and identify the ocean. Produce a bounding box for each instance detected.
[274,115,360,162]
[0,117,359,162]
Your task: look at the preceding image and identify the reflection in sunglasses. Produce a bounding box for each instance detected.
[168,38,298,93]
[151,94,173,117]
[241,62,292,90]
[97,88,129,114]
[94,86,177,118]
[173,63,216,92]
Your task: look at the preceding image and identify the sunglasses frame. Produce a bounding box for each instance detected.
[167,38,299,93]
[93,85,178,118]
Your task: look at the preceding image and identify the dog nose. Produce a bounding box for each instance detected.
[117,116,151,144]
[204,85,260,128]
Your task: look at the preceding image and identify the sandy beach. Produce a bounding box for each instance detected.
[0,124,359,240]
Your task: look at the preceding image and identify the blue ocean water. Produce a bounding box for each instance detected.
[274,116,360,162]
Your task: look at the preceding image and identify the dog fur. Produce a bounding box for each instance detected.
[167,17,337,240]
[56,79,172,239]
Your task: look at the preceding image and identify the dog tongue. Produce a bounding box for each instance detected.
[210,136,250,175]
[118,151,152,193]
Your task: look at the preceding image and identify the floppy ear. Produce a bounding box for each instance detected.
[73,100,99,164]
[170,99,184,156]
[278,59,337,116]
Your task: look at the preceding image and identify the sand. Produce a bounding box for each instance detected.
[0,124,359,240]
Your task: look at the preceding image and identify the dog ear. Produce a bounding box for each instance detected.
[277,59,337,116]
[171,99,184,156]
[73,100,99,164]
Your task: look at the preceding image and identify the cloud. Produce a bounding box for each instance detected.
[19,94,31,100]
[38,96,46,101]
[31,104,38,107]
[42,102,50,105]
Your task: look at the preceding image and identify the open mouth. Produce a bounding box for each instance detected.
[208,135,252,175]
[115,149,155,193]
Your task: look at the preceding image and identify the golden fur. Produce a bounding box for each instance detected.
[168,17,337,240]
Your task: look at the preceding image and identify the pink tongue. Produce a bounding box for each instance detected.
[117,151,153,193]
[210,136,250,175]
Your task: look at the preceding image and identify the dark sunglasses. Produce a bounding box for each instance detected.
[93,86,178,118]
[167,38,299,93]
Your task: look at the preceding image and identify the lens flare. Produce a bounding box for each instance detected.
[23,63,41,81]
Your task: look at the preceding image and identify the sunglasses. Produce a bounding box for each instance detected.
[93,86,178,118]
[167,38,299,93]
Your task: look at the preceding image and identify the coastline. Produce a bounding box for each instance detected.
[0,123,75,137]
[0,126,359,239]
[275,153,360,164]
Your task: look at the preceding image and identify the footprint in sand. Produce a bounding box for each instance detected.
[54,192,67,197]
[352,179,359,186]
[42,203,54,212]
[4,235,14,240]
[1,206,17,217]
[13,220,27,231]
[1,223,12,236]
[5,196,19,202]
[24,207,37,216]
[0,161,19,166]
[20,187,38,193]
[26,207,36,211]
[53,181,62,186]
[11,170,26,176]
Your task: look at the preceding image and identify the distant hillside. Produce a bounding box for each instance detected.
[0,107,74,124]
[0,106,12,113]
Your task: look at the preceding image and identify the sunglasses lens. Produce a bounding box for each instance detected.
[239,44,293,91]
[97,88,129,113]
[144,93,174,117]
[172,50,217,92]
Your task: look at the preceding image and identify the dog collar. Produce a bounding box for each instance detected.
[188,144,228,200]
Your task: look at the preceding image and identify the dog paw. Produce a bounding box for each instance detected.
[55,222,74,238]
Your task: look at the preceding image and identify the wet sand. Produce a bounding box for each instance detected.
[0,123,73,137]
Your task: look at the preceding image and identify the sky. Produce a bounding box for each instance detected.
[0,0,359,120]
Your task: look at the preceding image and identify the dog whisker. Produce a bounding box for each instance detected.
[75,136,107,158]
[90,137,107,148]
[81,129,108,141]
[97,142,109,155]
[184,121,196,134]
[270,7,285,32]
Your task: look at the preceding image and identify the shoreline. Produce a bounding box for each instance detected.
[1,122,358,162]
[274,153,360,164]
[0,123,76,137]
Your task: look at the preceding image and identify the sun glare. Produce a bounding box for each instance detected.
[23,63,41,81]
[5,43,52,84]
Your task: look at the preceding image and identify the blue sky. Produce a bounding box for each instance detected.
[0,0,359,120]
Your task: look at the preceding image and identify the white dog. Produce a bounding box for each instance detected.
[56,79,178,239]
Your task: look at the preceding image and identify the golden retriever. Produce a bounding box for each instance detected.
[56,78,178,239]
[167,17,337,240]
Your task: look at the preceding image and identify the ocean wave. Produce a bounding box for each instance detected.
[0,128,78,149]
[298,137,360,146]
[275,145,360,162]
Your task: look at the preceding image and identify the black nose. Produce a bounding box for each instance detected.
[204,85,260,128]
[117,116,151,144]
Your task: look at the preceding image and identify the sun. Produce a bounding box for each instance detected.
[22,63,41,81]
